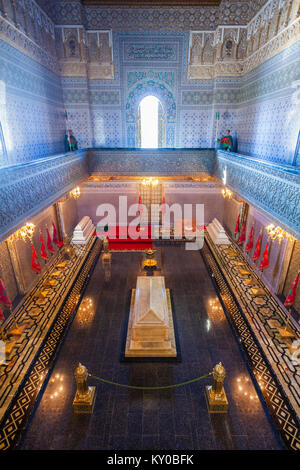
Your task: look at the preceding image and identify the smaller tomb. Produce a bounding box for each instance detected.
[207,218,230,245]
[71,216,95,245]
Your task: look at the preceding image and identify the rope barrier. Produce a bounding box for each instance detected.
[88,372,212,390]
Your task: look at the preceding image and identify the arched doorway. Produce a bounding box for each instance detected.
[136,95,166,148]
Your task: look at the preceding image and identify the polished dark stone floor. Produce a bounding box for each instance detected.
[19,246,283,450]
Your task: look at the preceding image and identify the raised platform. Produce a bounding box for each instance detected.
[122,287,180,362]
[125,276,177,358]
[202,230,300,450]
[0,237,102,450]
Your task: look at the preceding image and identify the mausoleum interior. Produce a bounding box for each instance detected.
[0,0,300,452]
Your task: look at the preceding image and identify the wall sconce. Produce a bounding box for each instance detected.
[265,224,294,244]
[142,177,159,186]
[70,186,81,199]
[221,187,233,199]
[12,223,35,243]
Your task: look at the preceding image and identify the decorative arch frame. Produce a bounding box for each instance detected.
[63,32,80,59]
[220,33,237,61]
[201,36,215,64]
[125,80,176,147]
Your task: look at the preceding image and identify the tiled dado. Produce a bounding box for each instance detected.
[88,148,215,176]
[0,237,102,450]
[202,233,300,450]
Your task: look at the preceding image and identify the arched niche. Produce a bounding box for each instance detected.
[136,95,166,148]
[64,33,80,59]
[125,80,176,148]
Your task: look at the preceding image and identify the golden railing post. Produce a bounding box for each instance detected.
[205,362,228,413]
[101,237,112,264]
[73,363,96,414]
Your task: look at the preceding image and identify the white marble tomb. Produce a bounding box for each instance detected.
[125,276,176,357]
[207,218,231,245]
[71,216,95,245]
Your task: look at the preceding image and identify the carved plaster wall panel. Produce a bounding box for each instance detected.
[0,151,89,241]
[187,1,300,78]
[215,150,300,239]
[88,148,215,176]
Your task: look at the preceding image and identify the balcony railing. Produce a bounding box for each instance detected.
[0,148,299,242]
[215,150,300,239]
[0,150,88,242]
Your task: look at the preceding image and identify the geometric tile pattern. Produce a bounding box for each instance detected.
[0,40,64,165]
[237,94,300,165]
[60,2,265,31]
[182,91,213,106]
[127,71,175,90]
[92,111,122,148]
[0,237,101,450]
[88,148,215,176]
[180,111,211,148]
[90,91,120,106]
[202,234,300,450]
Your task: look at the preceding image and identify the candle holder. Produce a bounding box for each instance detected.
[205,362,228,413]
[73,363,96,413]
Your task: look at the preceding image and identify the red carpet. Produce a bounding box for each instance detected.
[95,225,153,251]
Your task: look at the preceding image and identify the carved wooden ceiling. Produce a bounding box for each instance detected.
[82,1,222,5]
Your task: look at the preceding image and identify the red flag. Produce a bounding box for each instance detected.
[234,213,240,234]
[31,244,41,274]
[47,229,55,253]
[259,243,269,271]
[0,279,12,308]
[52,222,59,246]
[0,306,4,321]
[252,235,261,261]
[284,272,299,307]
[138,196,143,214]
[40,235,48,261]
[246,227,254,252]
[238,222,246,245]
[52,222,63,247]
[161,196,166,215]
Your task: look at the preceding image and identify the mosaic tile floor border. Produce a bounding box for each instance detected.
[0,238,102,450]
[201,237,300,451]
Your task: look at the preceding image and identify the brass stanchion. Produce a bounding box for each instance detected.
[101,237,112,264]
[73,363,96,413]
[205,362,228,413]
